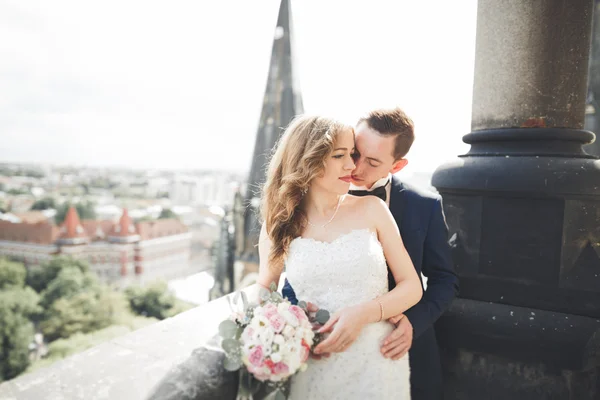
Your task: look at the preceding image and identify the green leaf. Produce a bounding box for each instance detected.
[269,282,277,292]
[219,320,238,339]
[298,301,307,310]
[270,291,283,303]
[259,287,271,302]
[315,309,330,325]
[222,338,241,355]
[235,326,243,339]
[223,357,241,371]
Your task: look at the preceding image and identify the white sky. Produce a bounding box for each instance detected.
[0,0,477,174]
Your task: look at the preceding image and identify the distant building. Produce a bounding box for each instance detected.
[210,0,303,299]
[0,206,192,284]
[170,174,240,207]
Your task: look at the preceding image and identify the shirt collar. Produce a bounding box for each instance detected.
[349,173,392,191]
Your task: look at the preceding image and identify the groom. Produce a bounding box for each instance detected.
[282,107,458,400]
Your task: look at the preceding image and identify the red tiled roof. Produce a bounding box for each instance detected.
[58,207,88,241]
[82,220,114,241]
[136,219,188,241]
[109,209,138,237]
[0,211,188,246]
[13,211,51,224]
[0,220,59,245]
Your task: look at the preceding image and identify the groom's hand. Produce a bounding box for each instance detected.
[381,314,413,360]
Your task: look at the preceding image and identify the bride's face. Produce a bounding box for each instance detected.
[309,128,356,195]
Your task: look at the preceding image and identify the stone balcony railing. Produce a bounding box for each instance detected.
[0,286,255,400]
[2,282,599,400]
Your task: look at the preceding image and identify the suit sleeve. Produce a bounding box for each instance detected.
[403,197,459,338]
[282,278,298,305]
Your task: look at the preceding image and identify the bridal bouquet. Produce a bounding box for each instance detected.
[218,283,329,399]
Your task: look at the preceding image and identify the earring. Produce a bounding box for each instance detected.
[301,188,308,196]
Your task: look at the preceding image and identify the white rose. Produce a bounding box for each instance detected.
[281,310,299,327]
[273,334,285,345]
[277,302,289,313]
[258,326,275,350]
[294,328,305,340]
[303,328,315,343]
[282,326,296,338]
[270,352,282,363]
[251,315,270,330]
[285,343,299,356]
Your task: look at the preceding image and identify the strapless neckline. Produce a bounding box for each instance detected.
[292,228,376,247]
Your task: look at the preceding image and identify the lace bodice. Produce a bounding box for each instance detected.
[285,228,411,400]
[285,229,388,312]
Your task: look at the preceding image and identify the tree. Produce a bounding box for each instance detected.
[134,215,154,223]
[32,258,113,341]
[158,208,177,219]
[26,256,89,293]
[30,197,57,211]
[7,188,28,196]
[39,289,113,341]
[39,267,97,309]
[0,259,41,382]
[125,282,177,320]
[54,201,96,225]
[0,258,27,289]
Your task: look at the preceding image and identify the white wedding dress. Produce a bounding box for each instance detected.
[285,228,411,400]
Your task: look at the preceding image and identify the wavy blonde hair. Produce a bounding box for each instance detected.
[260,115,352,271]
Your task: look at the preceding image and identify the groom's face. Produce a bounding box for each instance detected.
[351,122,408,189]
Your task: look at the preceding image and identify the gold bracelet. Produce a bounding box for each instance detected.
[376,299,384,322]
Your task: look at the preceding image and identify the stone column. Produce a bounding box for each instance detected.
[432,1,600,399]
[585,0,600,156]
[472,1,591,131]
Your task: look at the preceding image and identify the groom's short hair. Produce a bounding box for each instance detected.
[358,107,415,160]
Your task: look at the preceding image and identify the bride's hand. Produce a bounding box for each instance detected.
[313,305,369,354]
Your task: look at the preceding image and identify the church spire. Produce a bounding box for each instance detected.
[57,206,88,245]
[242,0,303,261]
[108,208,140,243]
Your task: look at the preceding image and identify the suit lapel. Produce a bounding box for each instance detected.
[389,175,406,231]
[386,176,407,291]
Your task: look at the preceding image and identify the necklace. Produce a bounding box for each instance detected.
[306,195,344,229]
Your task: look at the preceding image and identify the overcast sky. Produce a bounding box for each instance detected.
[0,0,477,174]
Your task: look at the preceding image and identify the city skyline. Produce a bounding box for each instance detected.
[0,0,477,173]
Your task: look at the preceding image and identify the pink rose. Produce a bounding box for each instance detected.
[300,339,311,362]
[273,362,289,376]
[300,346,309,363]
[262,303,278,319]
[289,305,307,323]
[269,314,285,333]
[248,345,264,367]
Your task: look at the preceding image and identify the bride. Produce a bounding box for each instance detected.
[257,115,422,399]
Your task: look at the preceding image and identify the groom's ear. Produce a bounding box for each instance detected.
[390,159,408,174]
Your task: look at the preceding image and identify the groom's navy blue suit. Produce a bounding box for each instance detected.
[283,176,458,400]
